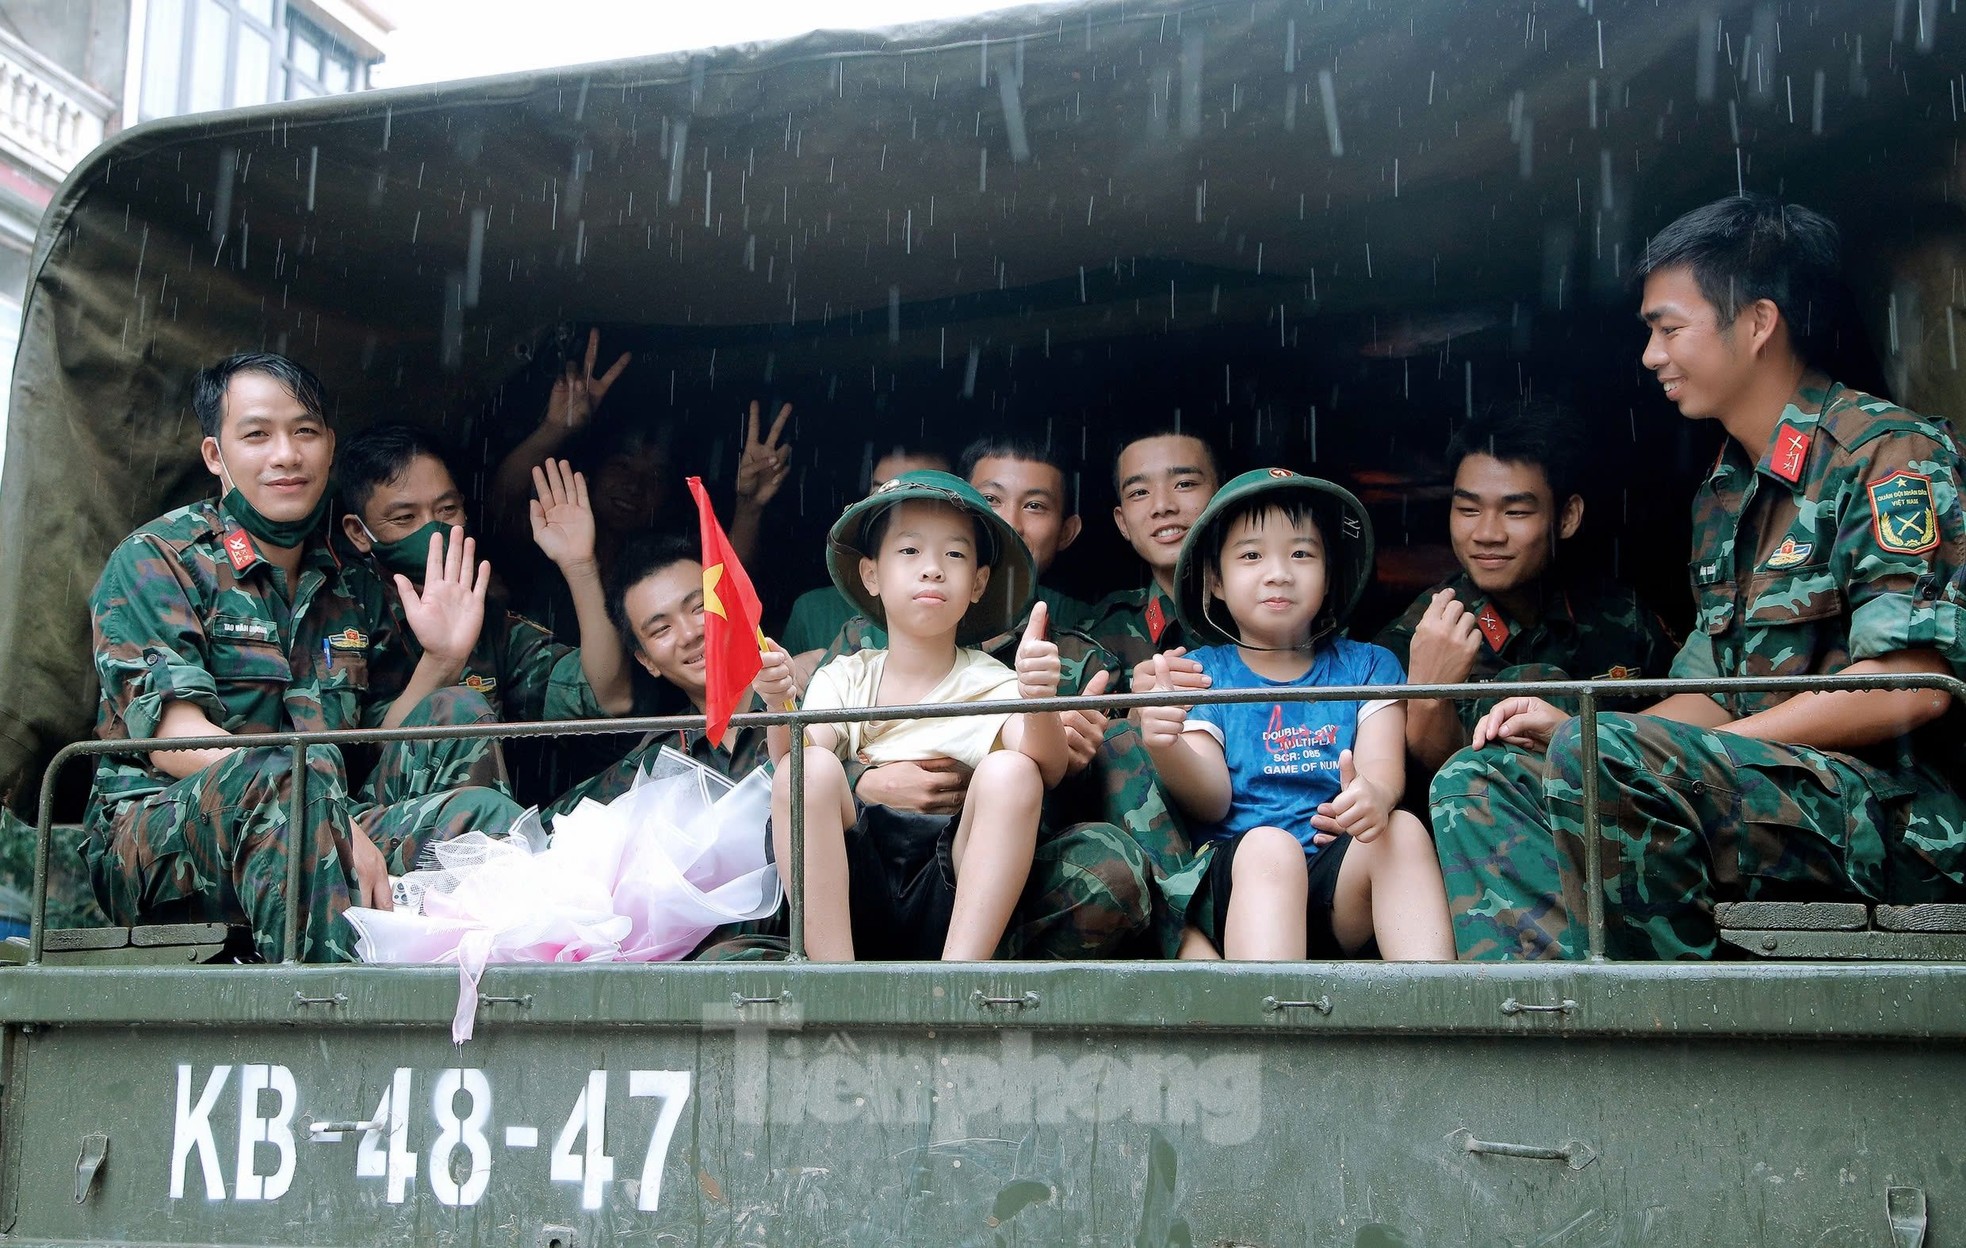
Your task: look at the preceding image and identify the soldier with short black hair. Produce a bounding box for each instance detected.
[1431,195,1966,960]
[1374,399,1677,787]
[84,354,522,964]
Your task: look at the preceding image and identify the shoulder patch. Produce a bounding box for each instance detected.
[1763,536,1815,570]
[222,529,257,572]
[1770,424,1811,484]
[1868,471,1941,556]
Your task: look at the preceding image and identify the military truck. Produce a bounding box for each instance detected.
[1,0,1963,1243]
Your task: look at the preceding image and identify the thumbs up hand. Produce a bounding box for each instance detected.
[1133,652,1193,750]
[1014,600,1061,699]
[1311,747,1394,844]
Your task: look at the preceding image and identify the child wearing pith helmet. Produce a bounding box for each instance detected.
[1133,468,1454,961]
[755,471,1069,960]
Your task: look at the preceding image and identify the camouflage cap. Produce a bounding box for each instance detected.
[826,469,1036,645]
[1172,467,1375,647]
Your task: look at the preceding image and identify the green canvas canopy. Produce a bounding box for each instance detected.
[2,0,1961,804]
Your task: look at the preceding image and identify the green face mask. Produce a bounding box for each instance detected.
[215,453,330,549]
[361,519,450,581]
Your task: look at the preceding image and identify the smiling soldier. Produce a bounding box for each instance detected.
[1374,401,1677,790]
[1430,196,1966,960]
[1081,429,1223,689]
[83,355,524,964]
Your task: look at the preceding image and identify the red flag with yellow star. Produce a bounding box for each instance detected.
[686,477,767,747]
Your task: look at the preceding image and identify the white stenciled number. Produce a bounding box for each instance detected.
[429,1068,492,1207]
[628,1070,692,1213]
[550,1070,615,1210]
[354,1067,417,1205]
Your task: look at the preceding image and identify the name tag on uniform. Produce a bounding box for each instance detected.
[210,617,276,642]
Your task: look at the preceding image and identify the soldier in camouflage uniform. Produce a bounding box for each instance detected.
[526,536,784,959]
[337,425,632,803]
[1081,430,1223,686]
[960,435,1098,628]
[541,535,773,819]
[1375,401,1678,789]
[85,354,522,964]
[1432,196,1966,960]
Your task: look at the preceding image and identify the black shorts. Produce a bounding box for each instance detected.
[768,801,959,960]
[1202,833,1368,959]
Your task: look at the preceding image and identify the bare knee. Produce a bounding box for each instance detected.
[971,750,1042,806]
[1233,826,1310,890]
[1382,810,1434,854]
[775,746,846,797]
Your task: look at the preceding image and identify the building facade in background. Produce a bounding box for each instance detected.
[0,0,392,485]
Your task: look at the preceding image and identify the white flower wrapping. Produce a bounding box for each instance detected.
[345,747,781,1042]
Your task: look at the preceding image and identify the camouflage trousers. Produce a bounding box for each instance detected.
[84,688,522,964]
[0,807,106,933]
[1431,712,1966,961]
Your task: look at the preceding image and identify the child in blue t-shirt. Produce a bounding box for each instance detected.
[1134,469,1454,960]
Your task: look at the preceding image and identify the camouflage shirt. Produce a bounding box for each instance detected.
[539,680,769,824]
[86,501,400,818]
[1080,585,1193,691]
[364,584,586,727]
[1374,572,1678,728]
[1669,378,1966,783]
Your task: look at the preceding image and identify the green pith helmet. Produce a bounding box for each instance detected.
[825,469,1036,645]
[1172,467,1375,648]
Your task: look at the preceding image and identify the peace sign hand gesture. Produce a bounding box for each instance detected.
[734,400,793,510]
[544,328,631,431]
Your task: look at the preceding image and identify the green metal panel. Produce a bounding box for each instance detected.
[0,996,1958,1245]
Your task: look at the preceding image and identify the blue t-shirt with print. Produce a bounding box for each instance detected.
[1184,638,1405,855]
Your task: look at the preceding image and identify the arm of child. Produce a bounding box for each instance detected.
[1311,703,1406,844]
[757,639,839,762]
[1133,652,1232,823]
[1000,602,1068,787]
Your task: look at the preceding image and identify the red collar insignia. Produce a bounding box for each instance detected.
[1474,602,1510,652]
[1144,594,1169,644]
[223,529,257,572]
[1771,424,1811,484]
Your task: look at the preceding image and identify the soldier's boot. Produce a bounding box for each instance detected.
[1429,743,1573,962]
[997,822,1152,959]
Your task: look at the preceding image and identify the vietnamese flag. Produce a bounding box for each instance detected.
[686,477,768,747]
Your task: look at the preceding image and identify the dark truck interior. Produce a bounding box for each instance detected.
[1,0,1957,815]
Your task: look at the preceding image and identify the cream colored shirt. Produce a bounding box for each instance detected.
[801,647,1019,769]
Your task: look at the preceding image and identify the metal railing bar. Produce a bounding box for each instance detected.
[787,731,807,961]
[283,742,306,964]
[1578,690,1606,962]
[29,670,1965,965]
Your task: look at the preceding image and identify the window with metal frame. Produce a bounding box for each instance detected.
[138,0,371,121]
